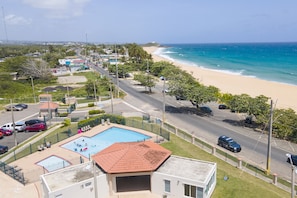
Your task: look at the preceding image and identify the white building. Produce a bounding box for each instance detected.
[40,141,216,198]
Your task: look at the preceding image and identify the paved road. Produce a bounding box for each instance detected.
[90,64,295,182]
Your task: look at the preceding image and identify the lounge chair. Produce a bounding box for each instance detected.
[101,119,105,126]
[46,142,51,148]
[37,145,43,151]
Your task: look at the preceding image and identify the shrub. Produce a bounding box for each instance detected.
[62,118,71,127]
[89,109,105,115]
[88,103,94,107]
[59,112,69,117]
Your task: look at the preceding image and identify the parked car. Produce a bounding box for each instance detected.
[5,105,23,111]
[1,122,26,132]
[0,128,13,136]
[218,135,241,153]
[25,119,45,126]
[175,95,187,100]
[200,106,213,115]
[25,123,47,132]
[286,153,297,166]
[218,104,228,109]
[0,131,3,139]
[0,144,8,154]
[15,103,28,109]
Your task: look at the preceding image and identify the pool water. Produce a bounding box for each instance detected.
[62,127,151,158]
[37,156,70,172]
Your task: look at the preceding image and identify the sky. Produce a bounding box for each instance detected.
[0,0,297,44]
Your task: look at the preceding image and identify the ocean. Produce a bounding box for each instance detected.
[155,43,297,86]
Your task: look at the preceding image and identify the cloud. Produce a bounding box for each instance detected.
[5,14,32,25]
[22,0,91,19]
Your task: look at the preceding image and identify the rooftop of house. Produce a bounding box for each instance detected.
[92,141,171,174]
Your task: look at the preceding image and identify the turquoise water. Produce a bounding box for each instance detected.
[62,127,151,158]
[157,43,297,86]
[36,155,70,172]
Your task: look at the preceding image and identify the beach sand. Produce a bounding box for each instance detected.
[143,46,297,112]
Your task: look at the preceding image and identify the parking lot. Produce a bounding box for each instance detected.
[0,104,42,150]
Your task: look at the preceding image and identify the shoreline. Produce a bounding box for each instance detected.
[143,46,297,112]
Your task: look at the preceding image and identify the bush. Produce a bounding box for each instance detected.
[62,118,71,127]
[89,109,105,115]
[88,103,94,107]
[59,112,69,117]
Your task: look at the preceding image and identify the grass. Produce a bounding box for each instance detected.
[161,134,290,198]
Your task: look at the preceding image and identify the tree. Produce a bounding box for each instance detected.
[133,72,157,93]
[21,59,53,82]
[188,85,219,108]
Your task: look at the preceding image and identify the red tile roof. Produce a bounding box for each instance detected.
[92,141,171,174]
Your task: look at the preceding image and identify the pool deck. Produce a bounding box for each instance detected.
[0,123,160,198]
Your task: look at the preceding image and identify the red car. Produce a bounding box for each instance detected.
[0,128,13,136]
[0,131,3,139]
[25,123,47,132]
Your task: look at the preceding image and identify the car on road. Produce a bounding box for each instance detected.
[286,154,297,166]
[0,131,3,139]
[200,106,213,115]
[25,123,47,132]
[0,128,13,136]
[175,95,187,100]
[0,144,8,154]
[5,105,23,111]
[218,135,241,153]
[15,103,28,109]
[25,119,45,126]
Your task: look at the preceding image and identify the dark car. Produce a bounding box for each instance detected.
[25,119,45,126]
[218,104,228,109]
[0,145,8,154]
[25,123,47,132]
[286,154,297,166]
[200,106,213,115]
[15,103,28,109]
[175,95,187,100]
[218,135,241,153]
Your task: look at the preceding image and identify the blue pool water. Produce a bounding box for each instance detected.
[37,155,70,172]
[62,127,151,158]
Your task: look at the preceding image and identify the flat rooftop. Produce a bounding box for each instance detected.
[156,155,216,183]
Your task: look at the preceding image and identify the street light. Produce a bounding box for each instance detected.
[286,153,296,198]
[266,100,273,175]
[10,99,17,146]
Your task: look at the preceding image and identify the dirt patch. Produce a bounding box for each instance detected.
[57,75,87,84]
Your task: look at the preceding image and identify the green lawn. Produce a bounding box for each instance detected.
[161,134,289,198]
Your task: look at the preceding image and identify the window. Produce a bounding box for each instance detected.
[164,180,170,193]
[184,184,196,197]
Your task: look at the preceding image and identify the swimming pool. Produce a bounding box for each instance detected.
[36,155,71,172]
[62,127,151,158]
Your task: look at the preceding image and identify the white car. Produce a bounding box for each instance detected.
[1,122,26,132]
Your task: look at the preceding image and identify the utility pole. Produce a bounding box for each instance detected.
[266,100,273,175]
[10,99,17,146]
[93,80,97,104]
[110,83,114,114]
[30,76,36,103]
[115,45,119,98]
[162,78,166,127]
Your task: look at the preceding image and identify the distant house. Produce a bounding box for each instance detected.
[40,141,216,198]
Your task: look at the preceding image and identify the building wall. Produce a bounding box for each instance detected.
[151,168,216,198]
[42,174,110,198]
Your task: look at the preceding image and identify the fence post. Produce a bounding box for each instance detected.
[237,158,242,169]
[30,144,32,154]
[212,147,216,155]
[273,173,278,185]
[57,133,59,142]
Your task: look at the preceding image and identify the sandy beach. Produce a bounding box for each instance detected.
[143,46,297,112]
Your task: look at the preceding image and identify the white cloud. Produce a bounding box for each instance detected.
[22,0,91,18]
[5,14,32,25]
